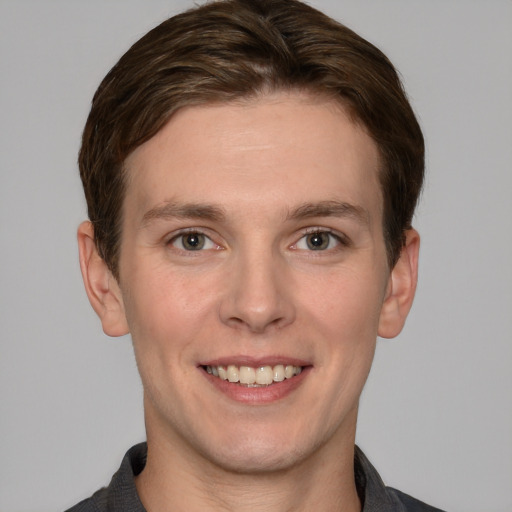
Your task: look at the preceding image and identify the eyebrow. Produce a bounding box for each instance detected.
[140,199,370,228]
[141,201,226,226]
[286,200,370,226]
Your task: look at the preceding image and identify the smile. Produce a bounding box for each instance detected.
[204,364,303,386]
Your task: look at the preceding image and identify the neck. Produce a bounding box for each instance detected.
[136,407,361,512]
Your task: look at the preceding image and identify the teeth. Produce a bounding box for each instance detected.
[227,365,239,383]
[205,364,303,386]
[239,366,256,385]
[273,364,285,382]
[255,366,273,385]
[218,366,228,380]
[284,365,295,379]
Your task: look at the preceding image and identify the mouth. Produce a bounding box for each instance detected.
[202,364,303,387]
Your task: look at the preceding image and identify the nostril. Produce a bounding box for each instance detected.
[225,314,287,333]
[218,260,296,332]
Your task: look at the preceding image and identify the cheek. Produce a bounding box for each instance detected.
[121,266,220,355]
[301,268,385,337]
[300,269,384,394]
[121,270,218,410]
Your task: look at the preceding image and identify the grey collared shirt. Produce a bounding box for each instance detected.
[65,443,446,512]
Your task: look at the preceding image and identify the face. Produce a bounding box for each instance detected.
[92,92,415,474]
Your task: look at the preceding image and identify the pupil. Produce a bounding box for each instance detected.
[307,233,328,250]
[184,233,204,250]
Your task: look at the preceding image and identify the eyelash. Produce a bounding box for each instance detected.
[293,228,350,252]
[167,229,219,252]
[166,227,349,254]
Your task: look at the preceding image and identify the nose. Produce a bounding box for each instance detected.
[219,248,296,334]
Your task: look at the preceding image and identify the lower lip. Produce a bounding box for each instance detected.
[201,367,311,404]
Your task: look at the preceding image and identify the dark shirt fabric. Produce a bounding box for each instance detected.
[65,443,446,512]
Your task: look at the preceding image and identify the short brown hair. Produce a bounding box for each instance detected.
[79,0,424,278]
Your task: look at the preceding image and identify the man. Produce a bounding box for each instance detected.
[69,0,445,510]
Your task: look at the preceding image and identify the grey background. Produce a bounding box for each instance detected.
[1,1,511,511]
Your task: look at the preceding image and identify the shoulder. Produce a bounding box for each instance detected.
[64,443,147,512]
[354,446,447,512]
[387,487,447,512]
[64,487,109,512]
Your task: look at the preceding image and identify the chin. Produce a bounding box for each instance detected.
[206,442,307,475]
[192,424,323,475]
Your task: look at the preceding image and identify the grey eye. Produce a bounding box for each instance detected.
[305,232,331,250]
[294,231,343,251]
[171,232,212,251]
[182,233,205,250]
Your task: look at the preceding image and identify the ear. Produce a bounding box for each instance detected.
[378,229,420,339]
[77,221,129,337]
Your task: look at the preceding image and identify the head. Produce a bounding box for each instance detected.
[77,0,423,480]
[79,0,424,281]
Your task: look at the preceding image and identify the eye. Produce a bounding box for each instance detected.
[295,231,343,251]
[170,231,216,251]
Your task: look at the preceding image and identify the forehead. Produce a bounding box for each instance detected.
[123,91,382,223]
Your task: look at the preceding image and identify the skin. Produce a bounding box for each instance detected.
[78,91,419,512]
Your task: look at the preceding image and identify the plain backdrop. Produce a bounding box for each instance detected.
[1,1,511,511]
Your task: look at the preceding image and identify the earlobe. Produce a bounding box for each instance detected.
[77,221,129,337]
[378,229,420,339]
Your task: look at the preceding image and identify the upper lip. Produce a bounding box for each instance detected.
[199,356,312,368]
